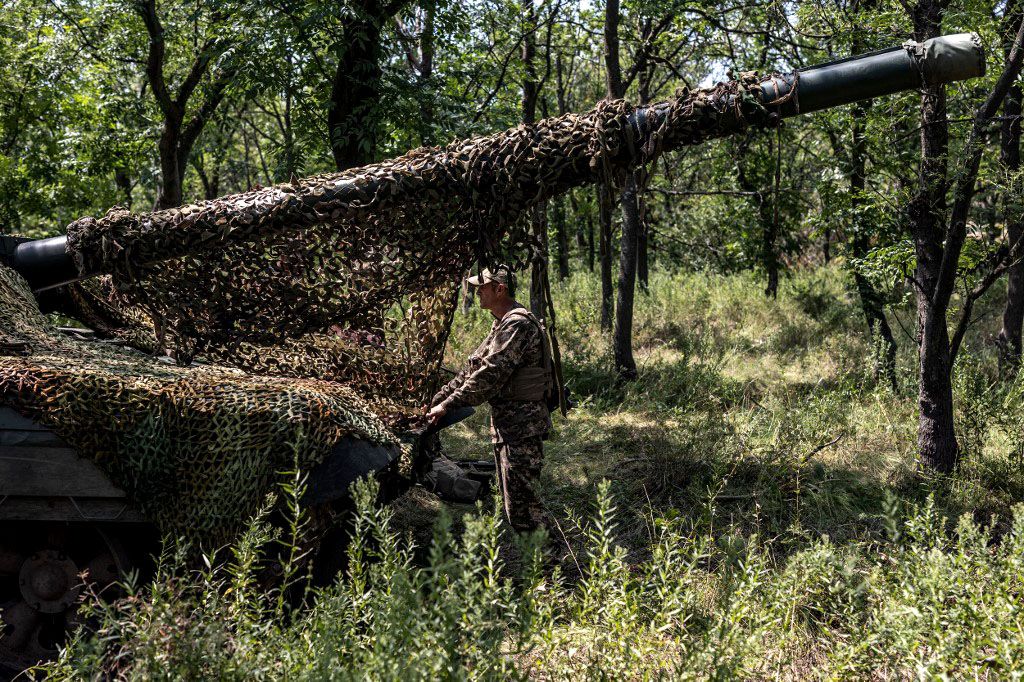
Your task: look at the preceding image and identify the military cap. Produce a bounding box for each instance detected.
[466,264,516,290]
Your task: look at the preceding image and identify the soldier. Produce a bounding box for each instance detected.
[426,265,553,533]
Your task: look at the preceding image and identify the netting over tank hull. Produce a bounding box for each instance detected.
[0,264,399,543]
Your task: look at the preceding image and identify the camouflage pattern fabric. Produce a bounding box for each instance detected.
[431,306,552,443]
[0,265,398,544]
[493,436,547,533]
[59,77,774,408]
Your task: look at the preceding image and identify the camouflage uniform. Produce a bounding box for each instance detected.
[432,305,551,532]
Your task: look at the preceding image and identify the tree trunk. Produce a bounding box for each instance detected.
[762,132,779,299]
[328,1,397,171]
[599,183,614,330]
[910,0,958,472]
[637,212,649,292]
[636,75,652,294]
[530,205,548,316]
[604,0,639,379]
[521,0,547,319]
[553,197,570,280]
[918,299,958,471]
[614,174,640,379]
[418,0,436,146]
[114,168,133,208]
[156,122,184,209]
[998,20,1024,373]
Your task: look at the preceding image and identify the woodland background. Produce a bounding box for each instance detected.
[5,0,1024,677]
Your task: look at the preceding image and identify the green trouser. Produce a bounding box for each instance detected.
[493,435,546,532]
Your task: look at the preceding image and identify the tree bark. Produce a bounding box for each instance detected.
[599,183,614,330]
[762,132,780,299]
[552,197,570,280]
[137,0,237,209]
[521,0,547,319]
[909,0,957,473]
[614,174,640,379]
[114,168,133,209]
[637,207,649,292]
[998,84,1024,370]
[418,0,436,146]
[329,0,406,171]
[998,4,1024,372]
[604,0,639,378]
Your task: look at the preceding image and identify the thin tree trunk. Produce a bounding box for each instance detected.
[636,66,653,294]
[850,100,898,388]
[910,1,958,473]
[604,0,638,378]
[114,168,133,208]
[614,174,640,379]
[553,197,570,280]
[763,133,779,299]
[599,183,614,330]
[999,12,1024,373]
[998,90,1024,370]
[280,54,296,181]
[521,0,547,319]
[419,0,436,146]
[588,187,597,273]
[637,210,649,292]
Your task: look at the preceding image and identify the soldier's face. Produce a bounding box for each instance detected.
[476,282,505,309]
[476,282,495,308]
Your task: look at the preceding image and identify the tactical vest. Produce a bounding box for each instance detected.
[496,309,553,402]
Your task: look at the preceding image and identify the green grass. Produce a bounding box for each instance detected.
[38,264,1024,679]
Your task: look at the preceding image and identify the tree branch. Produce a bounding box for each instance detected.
[136,0,174,117]
[934,16,1024,310]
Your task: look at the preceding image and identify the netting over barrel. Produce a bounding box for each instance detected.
[62,78,772,409]
[0,78,773,543]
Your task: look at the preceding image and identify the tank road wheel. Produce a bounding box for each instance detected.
[0,523,131,675]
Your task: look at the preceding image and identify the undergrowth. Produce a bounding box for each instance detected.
[39,479,1024,679]
[34,266,1024,679]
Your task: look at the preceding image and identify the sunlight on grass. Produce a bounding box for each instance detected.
[37,265,1024,679]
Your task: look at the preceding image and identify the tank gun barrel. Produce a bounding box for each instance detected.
[0,33,984,293]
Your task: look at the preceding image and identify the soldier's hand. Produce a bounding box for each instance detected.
[426,404,447,426]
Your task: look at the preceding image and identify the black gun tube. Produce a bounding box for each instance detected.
[2,33,985,293]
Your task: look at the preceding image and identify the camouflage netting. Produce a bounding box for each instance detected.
[0,265,399,542]
[0,77,777,544]
[62,76,774,399]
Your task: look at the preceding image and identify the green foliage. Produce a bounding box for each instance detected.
[38,476,1024,679]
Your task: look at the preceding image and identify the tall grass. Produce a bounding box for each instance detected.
[40,479,1024,679]
[36,265,1024,678]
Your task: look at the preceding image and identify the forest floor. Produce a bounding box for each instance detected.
[42,265,1024,680]
[401,266,1024,553]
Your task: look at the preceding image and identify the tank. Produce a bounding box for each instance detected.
[0,32,985,673]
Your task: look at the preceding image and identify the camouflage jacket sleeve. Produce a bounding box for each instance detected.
[437,315,537,410]
[431,369,468,406]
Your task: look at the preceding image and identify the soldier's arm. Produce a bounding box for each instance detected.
[431,369,468,406]
[438,318,534,410]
